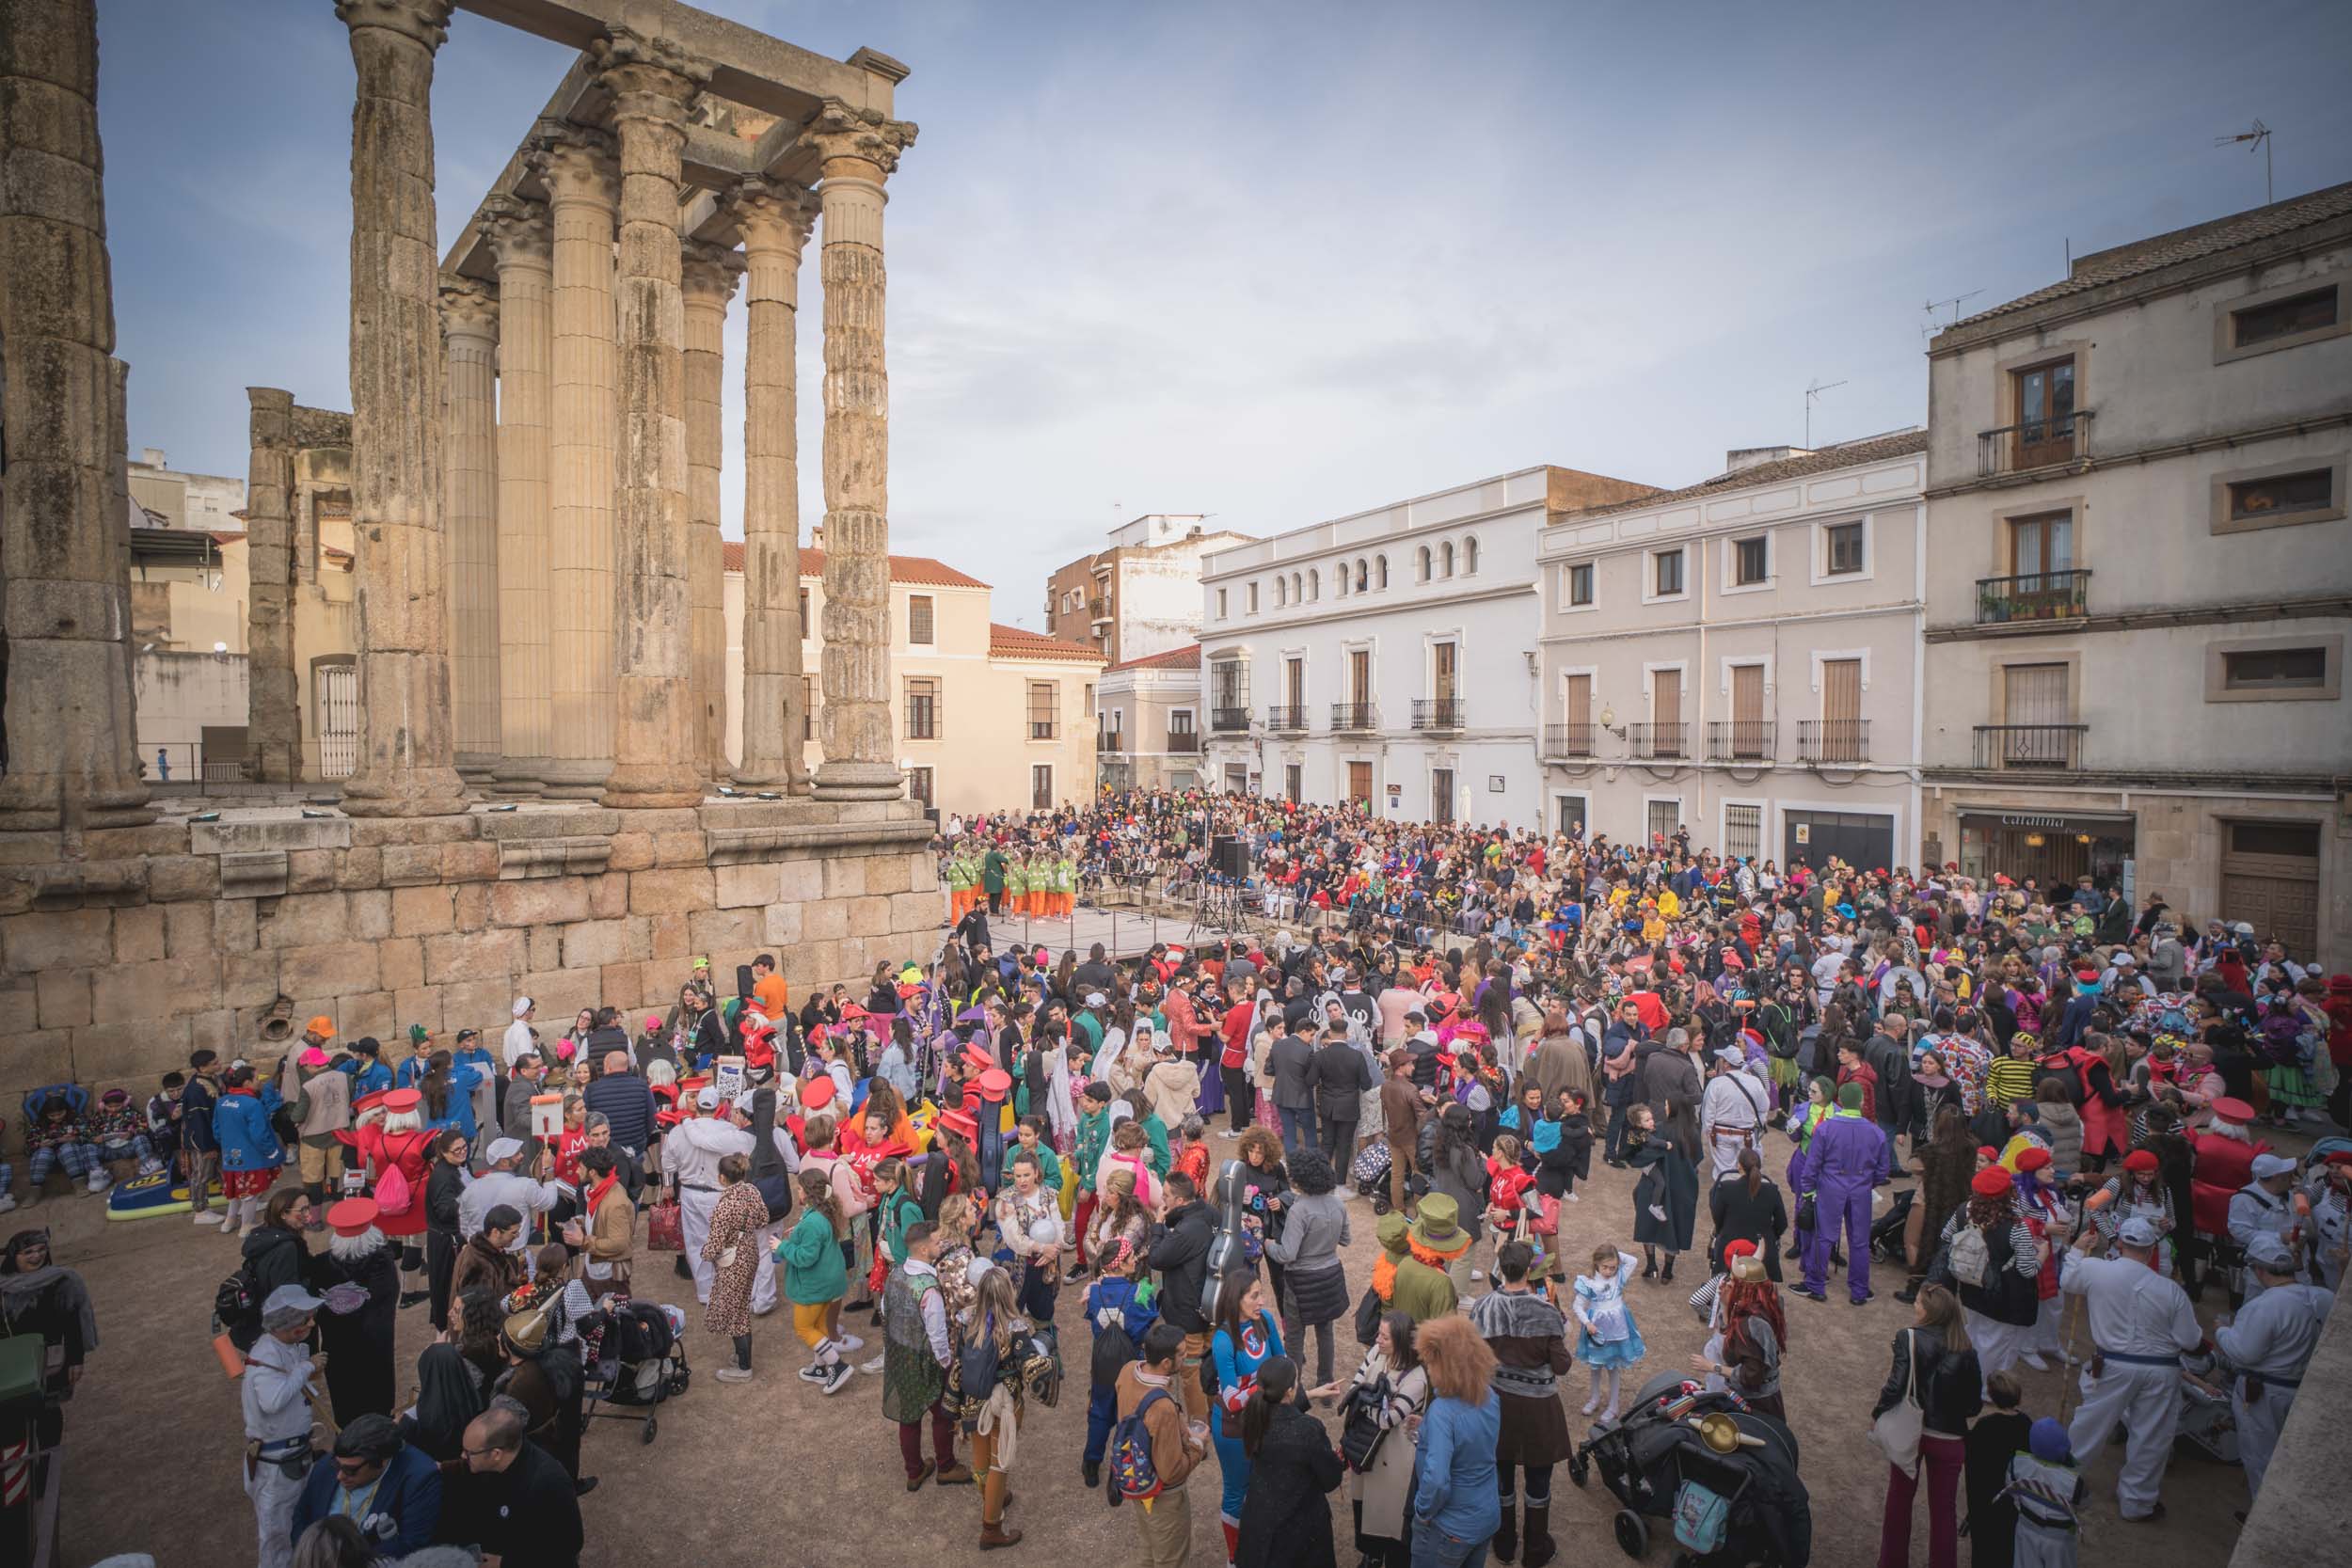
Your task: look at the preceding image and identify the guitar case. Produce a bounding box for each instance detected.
[1198,1158,1250,1322]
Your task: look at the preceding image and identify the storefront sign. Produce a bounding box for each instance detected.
[1794,823,1810,845]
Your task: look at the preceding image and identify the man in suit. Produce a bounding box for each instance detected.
[1311,1021,1375,1174]
[1267,1024,1319,1161]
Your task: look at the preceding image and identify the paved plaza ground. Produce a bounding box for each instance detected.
[37,1115,2275,1567]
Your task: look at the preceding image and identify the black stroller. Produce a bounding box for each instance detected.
[1351,1136,1393,1212]
[582,1299,691,1444]
[1567,1372,1811,1566]
[1869,1186,1915,1265]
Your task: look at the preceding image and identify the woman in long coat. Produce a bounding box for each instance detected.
[701,1153,769,1380]
[1624,1103,1697,1282]
[1312,1309,1425,1568]
[311,1196,401,1424]
[1234,1355,1344,1568]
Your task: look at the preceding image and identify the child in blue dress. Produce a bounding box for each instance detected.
[1571,1243,1645,1421]
[1208,1265,1284,1567]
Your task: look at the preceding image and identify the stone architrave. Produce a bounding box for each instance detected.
[596,27,708,811]
[727,178,818,793]
[680,239,741,784]
[804,100,917,801]
[246,388,303,784]
[0,0,151,831]
[482,196,554,795]
[334,0,466,818]
[439,277,501,784]
[534,123,619,800]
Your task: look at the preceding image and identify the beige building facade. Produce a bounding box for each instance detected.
[1042,513,1255,663]
[1535,433,1928,869]
[1096,643,1205,793]
[1919,182,2352,968]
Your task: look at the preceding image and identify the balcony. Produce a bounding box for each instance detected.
[1211,706,1251,734]
[1412,697,1464,733]
[1166,730,1200,753]
[1798,719,1869,765]
[1629,721,1686,761]
[1265,705,1308,733]
[1088,595,1111,624]
[1977,408,2093,478]
[1029,721,1058,741]
[1097,730,1123,753]
[1976,569,2090,625]
[1706,720,1774,763]
[1972,723,2087,770]
[1543,722,1597,760]
[1330,702,1379,734]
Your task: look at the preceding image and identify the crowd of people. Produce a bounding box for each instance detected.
[37,785,2346,1568]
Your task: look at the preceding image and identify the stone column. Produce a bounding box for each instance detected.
[440,277,501,784]
[727,178,818,792]
[334,0,465,817]
[680,239,740,782]
[246,388,303,784]
[805,101,917,800]
[535,124,619,800]
[596,28,708,810]
[482,196,553,794]
[0,0,151,830]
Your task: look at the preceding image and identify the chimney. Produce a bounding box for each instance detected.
[808,521,825,550]
[139,447,167,468]
[1723,445,1808,475]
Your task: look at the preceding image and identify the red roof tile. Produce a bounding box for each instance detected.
[988,623,1108,662]
[719,542,990,589]
[1105,642,1200,673]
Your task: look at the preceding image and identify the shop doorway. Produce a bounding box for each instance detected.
[2220,820,2320,956]
[1785,809,1894,875]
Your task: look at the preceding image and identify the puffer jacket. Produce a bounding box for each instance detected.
[2034,1101,2083,1176]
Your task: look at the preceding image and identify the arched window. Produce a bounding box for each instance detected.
[1462,536,1479,576]
[1275,577,1286,607]
[1376,554,1389,588]
[1355,559,1369,593]
[1291,571,1303,603]
[1308,568,1320,601]
[1440,542,1455,578]
[1335,566,1347,598]
[1417,546,1431,582]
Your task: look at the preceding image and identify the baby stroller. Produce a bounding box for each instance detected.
[2173,1346,2242,1464]
[1352,1136,1393,1213]
[1568,1373,1811,1565]
[583,1300,690,1445]
[1869,1187,1915,1265]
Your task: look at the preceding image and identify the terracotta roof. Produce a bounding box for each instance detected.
[1105,642,1200,673]
[1948,181,2352,331]
[719,542,989,589]
[988,623,1107,662]
[1576,429,1928,519]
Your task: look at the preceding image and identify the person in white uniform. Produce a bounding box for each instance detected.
[503,996,538,1069]
[2212,1231,2333,1504]
[1699,1047,1771,1180]
[2228,1153,2302,1303]
[242,1285,325,1568]
[2307,1152,2350,1291]
[2058,1215,2203,1523]
[664,1085,754,1306]
[459,1136,564,1258]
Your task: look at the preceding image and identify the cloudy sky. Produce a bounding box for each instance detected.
[103,0,2351,630]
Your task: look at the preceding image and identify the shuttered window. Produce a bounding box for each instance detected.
[1725,802,1762,860]
[907,594,934,645]
[1027,682,1057,740]
[1565,673,1592,729]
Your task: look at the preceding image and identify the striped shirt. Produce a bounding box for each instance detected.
[1985,1057,2037,1107]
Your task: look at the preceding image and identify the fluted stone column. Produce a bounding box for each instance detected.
[0,0,151,830]
[680,239,740,783]
[596,28,707,810]
[440,277,501,784]
[728,178,818,792]
[483,197,553,794]
[806,101,917,800]
[246,388,302,784]
[335,0,465,817]
[535,125,619,800]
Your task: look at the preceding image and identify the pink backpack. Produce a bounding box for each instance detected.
[373,1137,417,1216]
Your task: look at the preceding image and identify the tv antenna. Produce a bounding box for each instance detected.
[1921,291,1986,339]
[2215,119,2272,205]
[1804,378,1845,449]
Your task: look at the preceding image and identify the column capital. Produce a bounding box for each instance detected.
[728,176,819,256]
[680,239,745,306]
[530,122,617,209]
[333,0,453,50]
[437,276,499,342]
[592,25,710,130]
[803,99,918,179]
[480,195,552,268]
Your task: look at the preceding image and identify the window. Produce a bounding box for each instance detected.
[1274,577,1286,608]
[1291,572,1303,603]
[1824,521,1865,576]
[803,673,818,740]
[2218,464,2344,534]
[1307,568,1320,601]
[1645,799,1680,845]
[2230,821,2321,859]
[1216,587,1228,619]
[1355,559,1368,592]
[1027,681,1057,739]
[1170,708,1196,736]
[1733,535,1768,586]
[1462,537,1479,576]
[2233,287,2338,349]
[2010,359,2076,466]
[903,676,940,740]
[1247,581,1259,612]
[907,594,933,645]
[1334,568,1346,598]
[1653,547,1685,597]
[1376,555,1389,589]
[798,587,811,630]
[2222,646,2326,689]
[1417,546,1432,581]
[908,766,933,807]
[1724,802,1762,861]
[1284,764,1302,804]
[1440,542,1455,578]
[1565,562,1594,607]
[1031,765,1053,809]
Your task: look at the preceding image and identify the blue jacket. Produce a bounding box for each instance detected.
[1413,1390,1502,1538]
[213,1091,285,1174]
[179,1075,220,1154]
[290,1444,442,1554]
[342,1058,394,1099]
[1083,1276,1160,1366]
[426,1063,486,1142]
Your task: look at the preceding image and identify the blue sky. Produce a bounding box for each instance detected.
[102,0,2352,628]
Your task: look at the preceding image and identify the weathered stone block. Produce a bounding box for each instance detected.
[82,823,192,859]
[687,908,761,954]
[336,847,384,889]
[76,1019,188,1079]
[440,979,513,1038]
[35,968,91,1030]
[113,905,166,963]
[586,873,629,920]
[518,967,601,1024]
[351,816,471,847]
[2,1029,75,1090]
[562,917,651,969]
[259,892,349,950]
[147,854,221,902]
[339,990,395,1042]
[823,857,865,900]
[380,843,442,887]
[453,882,489,931]
[423,928,524,984]
[287,848,338,892]
[288,940,381,997]
[628,867,713,915]
[803,899,849,941]
[488,878,592,928]
[392,987,445,1037]
[3,908,112,972]
[164,901,213,960]
[93,958,220,1025]
[850,895,893,938]
[223,951,282,1009]
[607,832,656,872]
[781,940,835,990]
[215,898,259,955]
[441,841,498,882]
[221,850,291,899]
[190,1008,237,1054]
[648,911,689,960]
[598,963,648,1010]
[526,927,562,972]
[763,903,803,948]
[378,936,424,992]
[713,862,781,909]
[190,817,351,855]
[348,889,392,942]
[652,830,707,867]
[392,884,457,937]
[776,859,823,905]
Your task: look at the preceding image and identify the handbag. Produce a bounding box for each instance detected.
[646,1200,685,1253]
[1869,1327,1925,1479]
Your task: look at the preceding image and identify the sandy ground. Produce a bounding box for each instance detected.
[32,1121,2276,1568]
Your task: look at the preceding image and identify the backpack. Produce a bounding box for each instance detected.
[372,1143,415,1218]
[2257,1008,2311,1069]
[215,1267,262,1339]
[1338,1375,1396,1473]
[2031,1052,2087,1106]
[1088,1309,1139,1389]
[1672,1478,1734,1554]
[1947,1222,1994,1290]
[1104,1386,1172,1506]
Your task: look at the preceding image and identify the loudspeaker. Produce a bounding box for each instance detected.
[1212,835,1249,879]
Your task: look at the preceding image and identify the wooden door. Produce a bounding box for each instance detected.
[1346,761,1372,808]
[2013,360,2075,467]
[1349,649,1371,705]
[1434,641,1458,701]
[1284,657,1304,707]
[1731,664,1765,758]
[1432,768,1455,824]
[1650,669,1681,756]
[1820,657,1861,763]
[1564,673,1592,755]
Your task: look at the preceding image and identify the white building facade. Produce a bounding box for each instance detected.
[1198,466,1655,828]
[1535,434,1928,869]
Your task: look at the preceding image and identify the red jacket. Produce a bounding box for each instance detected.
[1219,1003,1255,1070]
[2190,1129,2268,1236]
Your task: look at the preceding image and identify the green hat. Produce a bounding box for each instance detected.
[1376,1212,1410,1256]
[407,1023,429,1045]
[1837,1083,1864,1111]
[1409,1193,1469,1254]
